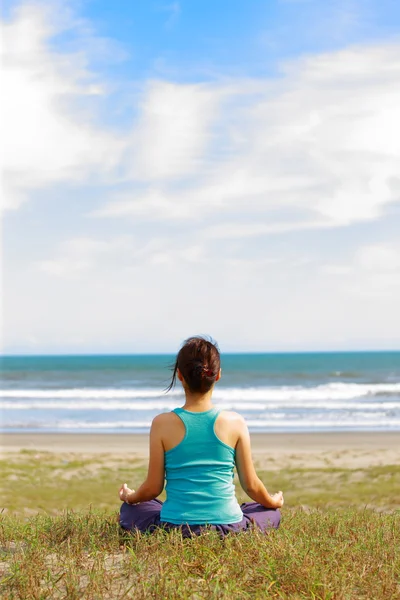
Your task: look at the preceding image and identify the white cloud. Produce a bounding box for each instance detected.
[2,2,400,352]
[37,236,138,277]
[203,220,332,239]
[93,42,400,235]
[355,243,400,273]
[320,242,400,309]
[0,3,123,212]
[3,3,399,234]
[125,80,222,181]
[36,233,217,278]
[323,243,400,278]
[161,2,181,28]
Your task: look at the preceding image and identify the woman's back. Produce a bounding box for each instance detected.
[160,407,243,525]
[119,336,283,535]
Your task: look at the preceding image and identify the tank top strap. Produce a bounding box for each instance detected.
[172,407,220,436]
[208,406,220,424]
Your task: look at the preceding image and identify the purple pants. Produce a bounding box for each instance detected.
[120,499,281,538]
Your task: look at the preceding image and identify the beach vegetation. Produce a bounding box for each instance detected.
[1,452,399,598]
[0,509,398,599]
[1,452,400,515]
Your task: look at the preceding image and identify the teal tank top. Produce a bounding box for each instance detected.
[160,407,243,525]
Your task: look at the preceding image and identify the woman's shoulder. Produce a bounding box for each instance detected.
[152,411,180,426]
[215,411,248,445]
[152,411,186,451]
[218,410,246,425]
[216,410,247,435]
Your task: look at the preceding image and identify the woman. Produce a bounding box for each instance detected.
[119,336,283,536]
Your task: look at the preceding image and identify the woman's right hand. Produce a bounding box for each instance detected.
[119,483,135,503]
[271,491,284,508]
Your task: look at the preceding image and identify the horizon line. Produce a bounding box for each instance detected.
[1,348,400,358]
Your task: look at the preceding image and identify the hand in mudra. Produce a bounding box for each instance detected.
[119,483,135,503]
[271,491,284,508]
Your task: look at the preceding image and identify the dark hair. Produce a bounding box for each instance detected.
[166,336,221,394]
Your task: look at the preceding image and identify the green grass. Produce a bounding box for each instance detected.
[256,464,400,510]
[1,451,399,598]
[1,451,400,514]
[0,452,148,514]
[1,510,399,599]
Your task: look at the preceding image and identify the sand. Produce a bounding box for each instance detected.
[2,431,400,470]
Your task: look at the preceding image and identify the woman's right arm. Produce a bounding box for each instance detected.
[235,416,284,509]
[119,415,165,504]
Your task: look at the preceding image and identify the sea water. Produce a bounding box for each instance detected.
[1,352,400,433]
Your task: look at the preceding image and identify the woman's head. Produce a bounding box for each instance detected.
[167,336,221,394]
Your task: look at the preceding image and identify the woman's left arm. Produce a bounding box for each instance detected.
[119,415,165,504]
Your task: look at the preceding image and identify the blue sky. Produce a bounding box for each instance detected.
[1,0,400,353]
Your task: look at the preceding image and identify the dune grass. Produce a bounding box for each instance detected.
[1,450,400,514]
[1,509,399,599]
[1,451,399,598]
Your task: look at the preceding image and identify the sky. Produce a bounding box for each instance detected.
[1,0,400,354]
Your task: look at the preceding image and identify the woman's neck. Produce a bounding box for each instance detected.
[182,389,214,412]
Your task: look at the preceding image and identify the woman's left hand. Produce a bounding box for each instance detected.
[119,483,135,503]
[271,491,284,508]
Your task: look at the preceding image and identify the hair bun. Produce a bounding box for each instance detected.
[202,367,214,378]
[166,335,220,394]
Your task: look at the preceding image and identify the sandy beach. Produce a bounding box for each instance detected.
[2,431,400,470]
[1,431,399,517]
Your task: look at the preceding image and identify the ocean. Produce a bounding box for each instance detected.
[1,352,400,433]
